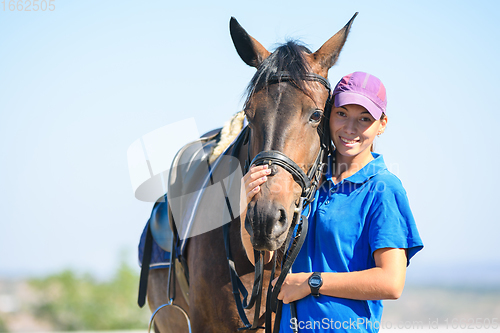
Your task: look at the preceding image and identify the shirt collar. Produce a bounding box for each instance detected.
[325,152,387,185]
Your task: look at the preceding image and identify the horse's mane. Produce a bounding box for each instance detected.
[209,110,246,164]
[244,40,315,107]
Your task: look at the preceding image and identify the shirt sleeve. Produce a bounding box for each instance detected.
[367,184,423,265]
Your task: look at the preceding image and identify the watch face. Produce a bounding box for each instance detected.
[310,275,322,287]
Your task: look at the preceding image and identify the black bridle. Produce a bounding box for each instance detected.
[224,71,333,332]
[248,72,332,201]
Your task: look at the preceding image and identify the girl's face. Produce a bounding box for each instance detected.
[329,104,387,161]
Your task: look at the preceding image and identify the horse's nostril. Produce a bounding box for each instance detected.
[266,207,288,237]
[278,208,287,226]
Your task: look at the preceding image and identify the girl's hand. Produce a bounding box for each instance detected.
[271,273,312,304]
[240,164,271,214]
[239,164,273,265]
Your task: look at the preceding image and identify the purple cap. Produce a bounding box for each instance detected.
[332,72,387,119]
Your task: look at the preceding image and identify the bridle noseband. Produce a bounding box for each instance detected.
[251,151,311,193]
[246,71,332,203]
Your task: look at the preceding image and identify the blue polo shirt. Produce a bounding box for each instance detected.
[280,153,423,332]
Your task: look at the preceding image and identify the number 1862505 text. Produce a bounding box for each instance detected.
[2,0,55,11]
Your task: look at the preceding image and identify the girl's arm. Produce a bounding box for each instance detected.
[273,247,408,303]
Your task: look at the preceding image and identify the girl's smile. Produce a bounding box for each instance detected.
[339,136,360,146]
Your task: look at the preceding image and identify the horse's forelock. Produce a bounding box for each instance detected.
[244,40,316,108]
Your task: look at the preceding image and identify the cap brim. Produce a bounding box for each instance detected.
[334,92,383,119]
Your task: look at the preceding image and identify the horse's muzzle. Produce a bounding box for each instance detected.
[247,201,290,251]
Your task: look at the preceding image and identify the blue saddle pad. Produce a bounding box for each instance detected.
[138,222,171,269]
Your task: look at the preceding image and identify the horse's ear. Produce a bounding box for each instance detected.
[310,12,358,77]
[230,17,271,68]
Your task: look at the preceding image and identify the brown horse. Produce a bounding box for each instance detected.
[147,14,357,332]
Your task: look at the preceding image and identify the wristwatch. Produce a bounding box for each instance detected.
[308,272,323,297]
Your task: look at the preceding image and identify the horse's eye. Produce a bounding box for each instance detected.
[309,110,323,123]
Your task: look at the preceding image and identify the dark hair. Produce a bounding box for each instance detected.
[244,40,315,108]
[370,113,386,152]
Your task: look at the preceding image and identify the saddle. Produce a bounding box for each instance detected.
[138,127,222,307]
[150,127,222,253]
[138,112,249,308]
[153,110,247,253]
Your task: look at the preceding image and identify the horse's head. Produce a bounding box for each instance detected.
[231,14,357,251]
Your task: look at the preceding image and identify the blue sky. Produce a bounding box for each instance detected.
[1,0,499,285]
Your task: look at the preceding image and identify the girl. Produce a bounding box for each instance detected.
[241,72,423,332]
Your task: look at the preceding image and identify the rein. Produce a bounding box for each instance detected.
[224,71,332,332]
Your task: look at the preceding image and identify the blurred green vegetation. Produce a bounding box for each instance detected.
[28,260,150,331]
[0,315,8,332]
